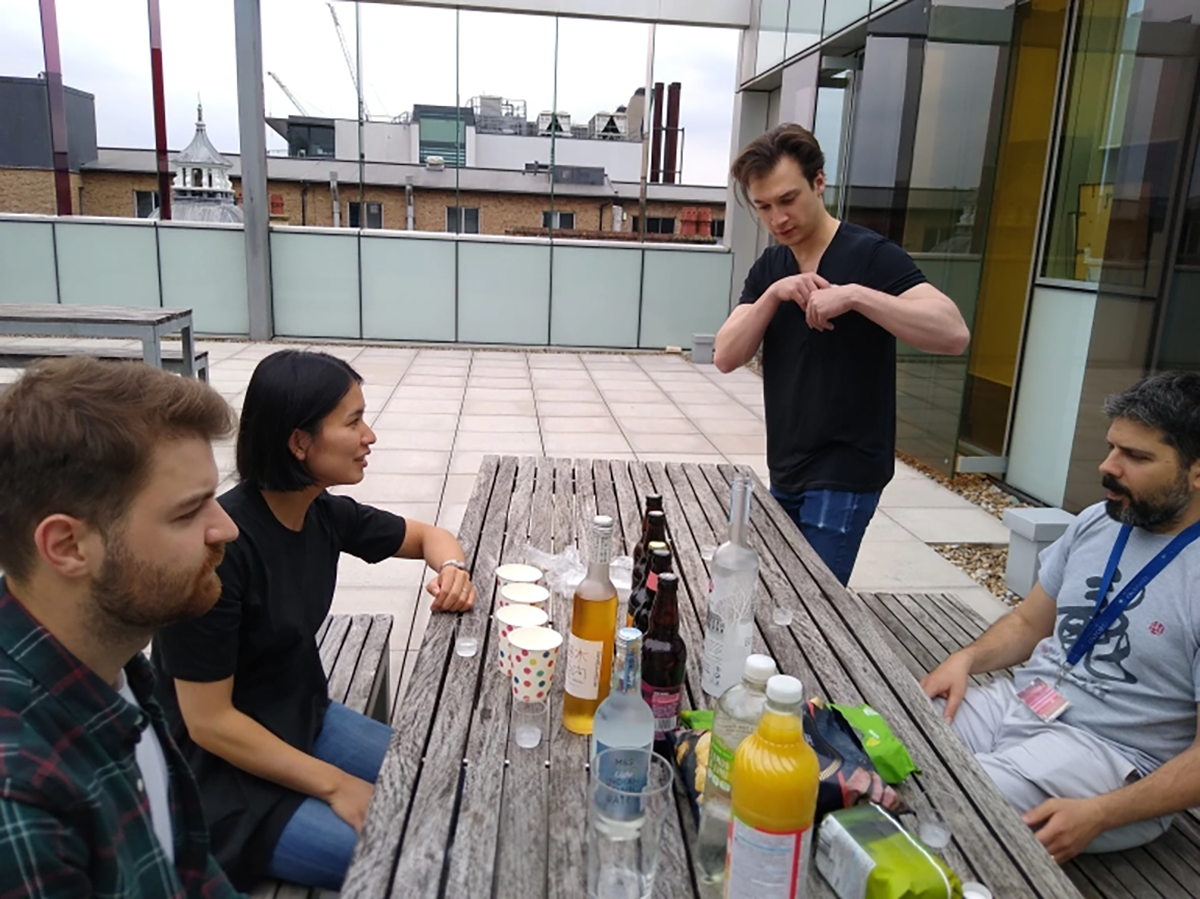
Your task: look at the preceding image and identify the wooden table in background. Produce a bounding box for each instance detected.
[341,455,1082,899]
[0,303,197,376]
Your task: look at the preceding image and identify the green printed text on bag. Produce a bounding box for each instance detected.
[830,704,918,784]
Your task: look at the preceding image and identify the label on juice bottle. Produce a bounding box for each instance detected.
[564,635,603,700]
[815,816,876,899]
[707,733,736,794]
[726,816,813,899]
[641,683,682,735]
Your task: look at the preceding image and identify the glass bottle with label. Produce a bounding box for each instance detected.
[693,653,777,883]
[725,675,819,899]
[640,572,687,743]
[592,627,654,760]
[702,474,759,699]
[563,515,620,735]
[625,544,672,631]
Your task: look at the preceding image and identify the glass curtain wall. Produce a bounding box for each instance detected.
[1058,0,1200,510]
[960,0,1070,455]
[840,0,1018,473]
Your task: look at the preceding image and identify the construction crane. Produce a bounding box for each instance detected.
[267,71,309,117]
[327,2,369,119]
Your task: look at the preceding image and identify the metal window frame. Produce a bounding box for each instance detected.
[1001,0,1084,461]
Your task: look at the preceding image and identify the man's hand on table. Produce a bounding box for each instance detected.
[920,651,974,722]
[1023,796,1106,864]
[427,564,478,612]
[328,772,375,834]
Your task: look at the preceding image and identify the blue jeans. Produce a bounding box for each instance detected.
[769,487,882,586]
[265,701,393,890]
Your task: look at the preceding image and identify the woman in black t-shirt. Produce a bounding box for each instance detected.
[152,350,477,891]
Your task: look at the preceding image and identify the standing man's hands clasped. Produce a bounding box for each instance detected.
[769,274,860,333]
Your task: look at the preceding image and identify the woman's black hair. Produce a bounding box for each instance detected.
[236,350,364,491]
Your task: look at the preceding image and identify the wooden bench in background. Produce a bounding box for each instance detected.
[249,612,393,899]
[0,340,210,381]
[858,591,1200,899]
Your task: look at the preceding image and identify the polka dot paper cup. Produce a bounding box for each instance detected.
[507,626,563,703]
[495,563,543,589]
[495,604,549,675]
[498,582,550,613]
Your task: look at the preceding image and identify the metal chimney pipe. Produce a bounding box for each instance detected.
[663,82,681,184]
[37,0,73,215]
[649,82,664,184]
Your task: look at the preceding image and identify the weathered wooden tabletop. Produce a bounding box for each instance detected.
[342,455,1083,899]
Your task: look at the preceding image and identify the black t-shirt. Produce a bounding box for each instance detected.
[740,222,928,495]
[151,482,407,890]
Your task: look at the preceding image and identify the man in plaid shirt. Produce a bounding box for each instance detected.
[0,358,244,898]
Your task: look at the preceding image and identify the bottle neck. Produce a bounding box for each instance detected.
[612,641,643,693]
[588,526,614,577]
[727,478,751,547]
[743,678,769,695]
[648,582,680,633]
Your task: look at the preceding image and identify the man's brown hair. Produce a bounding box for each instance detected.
[0,358,235,581]
[730,123,826,205]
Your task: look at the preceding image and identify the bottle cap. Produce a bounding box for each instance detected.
[616,627,643,647]
[593,515,613,529]
[766,674,803,705]
[648,510,666,522]
[657,572,678,587]
[744,654,778,684]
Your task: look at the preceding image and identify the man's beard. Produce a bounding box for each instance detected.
[89,535,225,634]
[1102,472,1192,532]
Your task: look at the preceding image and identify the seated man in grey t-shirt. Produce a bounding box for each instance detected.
[922,371,1200,865]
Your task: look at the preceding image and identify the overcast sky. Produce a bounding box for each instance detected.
[1,0,740,185]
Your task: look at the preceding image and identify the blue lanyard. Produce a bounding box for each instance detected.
[1066,519,1200,668]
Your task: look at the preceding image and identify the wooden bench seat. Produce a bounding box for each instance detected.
[858,591,1200,899]
[249,613,393,899]
[0,339,209,381]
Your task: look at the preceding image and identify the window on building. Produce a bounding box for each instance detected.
[542,211,576,230]
[710,219,725,239]
[632,216,676,234]
[134,190,160,218]
[418,107,470,166]
[446,206,480,234]
[348,201,383,229]
[287,123,336,158]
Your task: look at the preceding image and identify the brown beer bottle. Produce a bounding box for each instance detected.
[626,545,673,632]
[641,573,687,744]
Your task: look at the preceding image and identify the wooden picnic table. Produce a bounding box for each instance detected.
[0,303,198,376]
[342,456,1084,899]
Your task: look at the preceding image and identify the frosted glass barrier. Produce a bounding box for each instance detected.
[158,226,249,335]
[457,240,550,345]
[361,233,455,342]
[639,249,733,349]
[54,220,159,308]
[1007,285,1097,506]
[550,245,641,348]
[0,219,58,305]
[271,230,360,339]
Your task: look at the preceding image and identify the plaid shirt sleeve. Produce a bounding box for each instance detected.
[0,798,92,899]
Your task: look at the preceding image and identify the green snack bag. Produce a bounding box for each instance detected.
[817,804,963,899]
[830,703,918,784]
[680,709,714,731]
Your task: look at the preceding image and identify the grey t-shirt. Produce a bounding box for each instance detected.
[1016,503,1200,774]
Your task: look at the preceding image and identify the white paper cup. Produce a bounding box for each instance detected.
[508,626,562,703]
[495,563,543,588]
[495,605,549,674]
[499,582,550,612]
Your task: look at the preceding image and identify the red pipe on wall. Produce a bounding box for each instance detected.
[147,0,172,220]
[37,0,73,215]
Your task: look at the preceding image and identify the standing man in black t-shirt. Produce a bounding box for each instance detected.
[715,124,970,585]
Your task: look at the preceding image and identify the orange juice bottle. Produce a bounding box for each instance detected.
[725,675,819,899]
